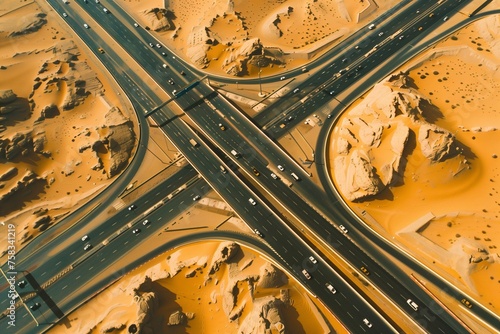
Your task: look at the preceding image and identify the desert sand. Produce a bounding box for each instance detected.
[0,0,135,259]
[118,0,399,78]
[48,240,336,334]
[329,11,500,314]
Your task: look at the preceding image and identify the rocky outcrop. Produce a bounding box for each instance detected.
[208,242,240,274]
[100,322,126,333]
[89,107,135,178]
[378,123,411,186]
[141,8,173,32]
[0,130,48,161]
[238,296,287,334]
[268,16,283,38]
[167,310,188,326]
[257,263,287,289]
[0,90,17,105]
[135,291,159,327]
[221,38,284,76]
[418,123,456,162]
[33,215,52,231]
[186,26,210,68]
[338,150,384,201]
[0,167,18,181]
[40,104,59,119]
[358,119,384,147]
[108,124,135,177]
[0,170,46,207]
[391,123,410,155]
[336,137,351,155]
[332,72,470,202]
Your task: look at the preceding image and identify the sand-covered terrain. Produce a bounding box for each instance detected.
[49,240,334,334]
[0,0,135,258]
[329,13,500,312]
[118,0,399,77]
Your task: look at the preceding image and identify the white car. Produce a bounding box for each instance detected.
[156,43,162,48]
[193,195,201,201]
[326,283,336,294]
[83,23,89,29]
[133,23,139,28]
[301,269,311,280]
[378,32,384,36]
[81,235,89,242]
[407,299,419,311]
[142,219,150,226]
[270,173,278,180]
[254,229,263,237]
[84,243,92,251]
[308,256,317,264]
[248,198,257,206]
[149,42,154,47]
[62,12,68,17]
[128,204,137,211]
[280,76,286,80]
[363,318,372,328]
[293,88,300,94]
[277,165,285,172]
[339,225,348,234]
[132,228,141,235]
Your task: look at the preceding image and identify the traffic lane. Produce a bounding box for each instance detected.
[4,174,210,301]
[5,164,199,286]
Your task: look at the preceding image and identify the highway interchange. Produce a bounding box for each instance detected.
[2,0,500,333]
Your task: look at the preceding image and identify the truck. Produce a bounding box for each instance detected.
[189,139,199,147]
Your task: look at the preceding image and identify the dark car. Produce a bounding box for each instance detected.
[30,302,41,311]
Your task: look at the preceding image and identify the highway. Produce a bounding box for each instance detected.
[0,0,397,333]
